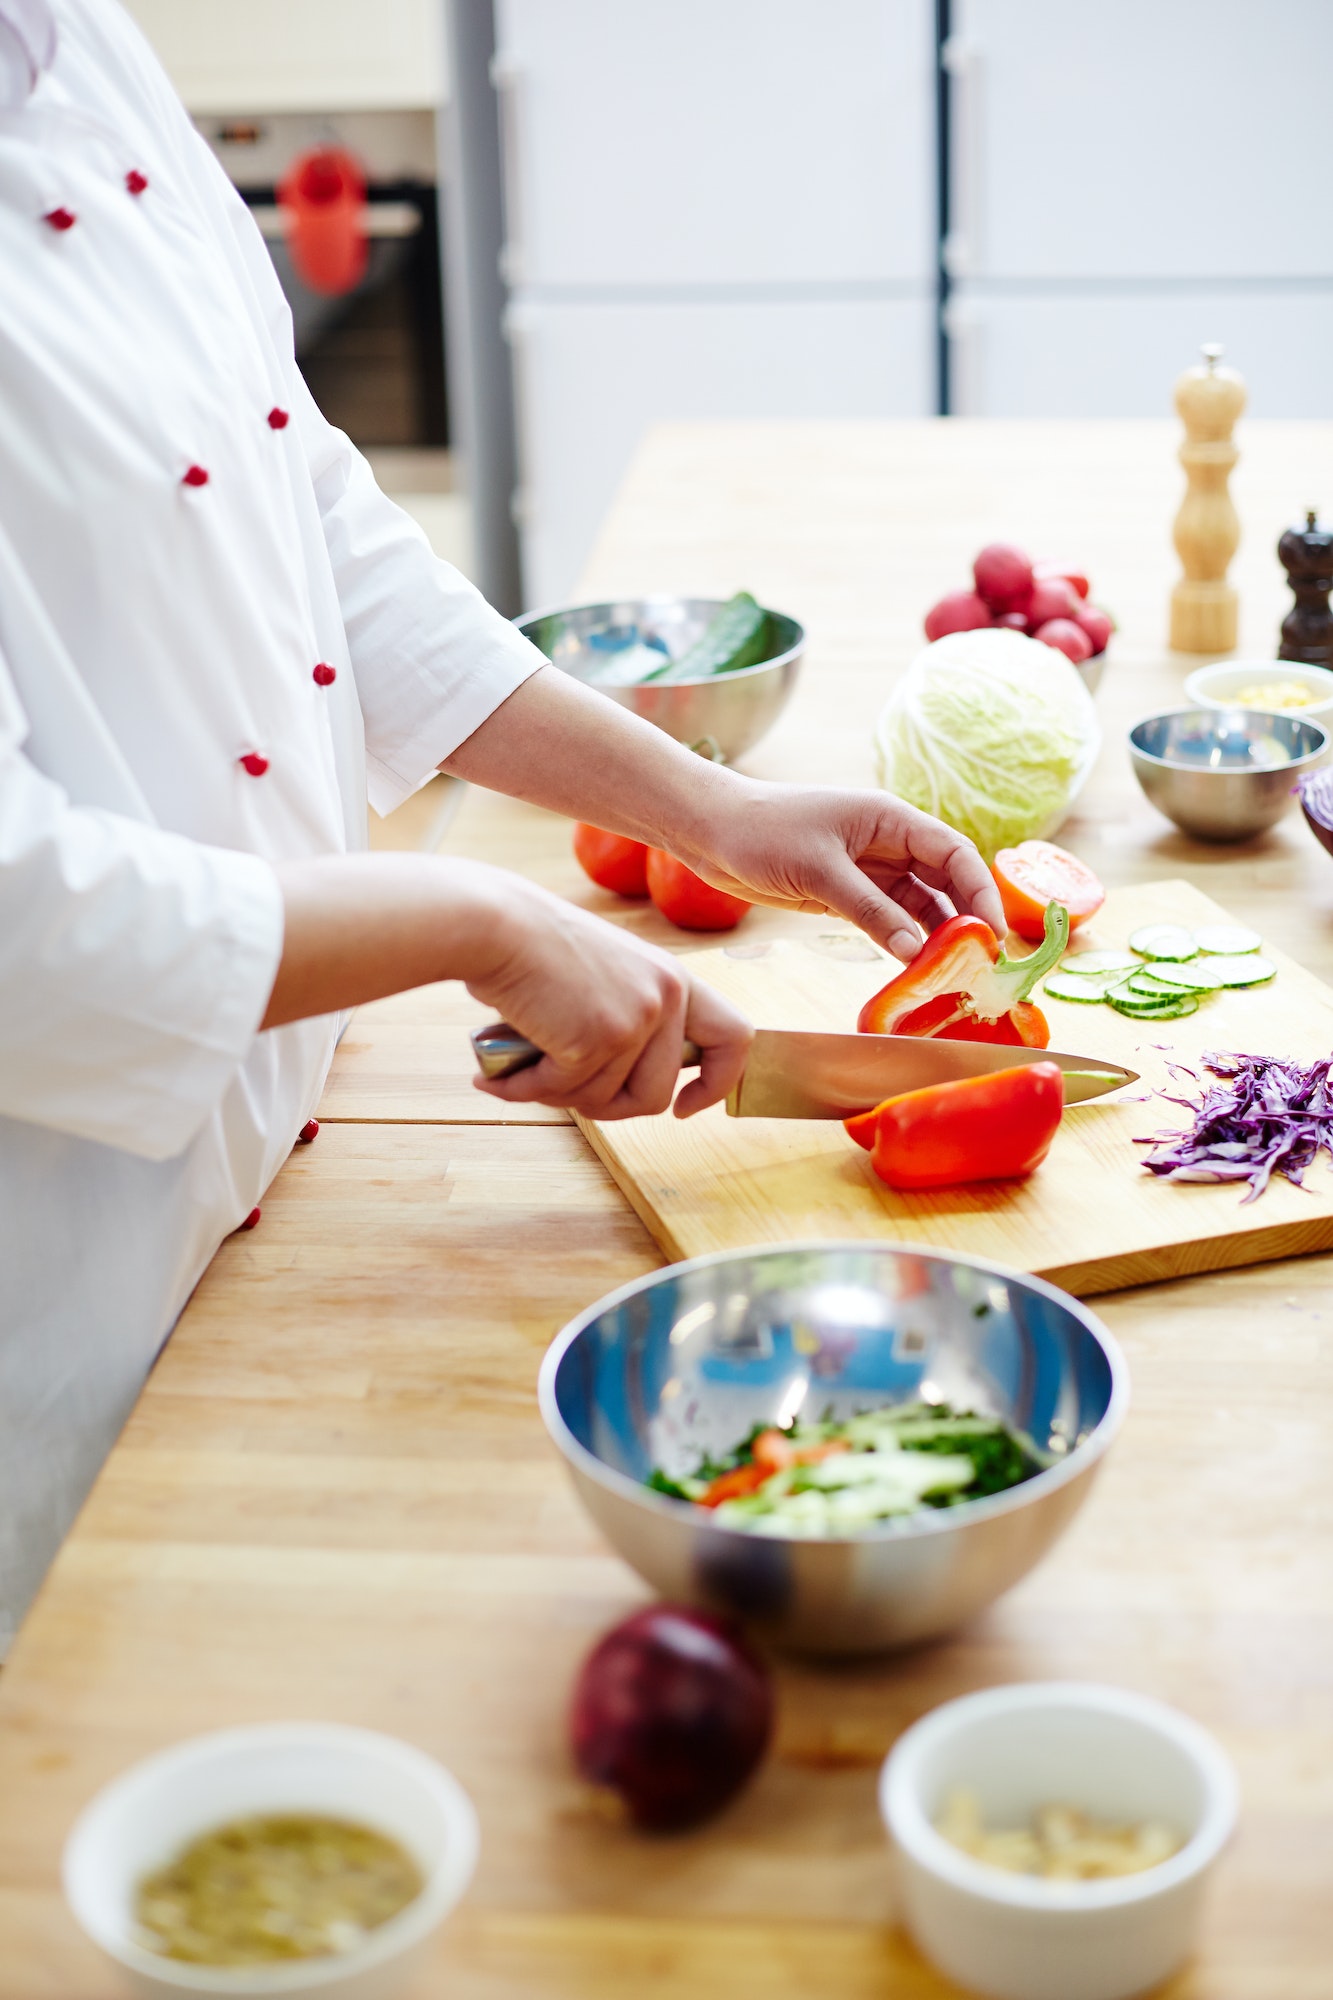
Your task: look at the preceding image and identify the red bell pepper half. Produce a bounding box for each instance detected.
[844,1062,1064,1191]
[856,902,1069,1048]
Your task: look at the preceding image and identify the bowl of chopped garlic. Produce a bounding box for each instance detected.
[1185,658,1333,731]
[879,1682,1238,2000]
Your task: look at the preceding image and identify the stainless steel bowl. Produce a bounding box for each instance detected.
[515,596,804,764]
[1128,706,1328,842]
[539,1243,1127,1656]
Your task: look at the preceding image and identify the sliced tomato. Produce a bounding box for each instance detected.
[645,849,750,932]
[573,822,650,897]
[992,841,1105,944]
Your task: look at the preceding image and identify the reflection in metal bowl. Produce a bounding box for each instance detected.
[539,1243,1127,1656]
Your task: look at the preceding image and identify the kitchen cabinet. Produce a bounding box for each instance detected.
[493,0,938,605]
[945,0,1333,415]
[506,294,934,611]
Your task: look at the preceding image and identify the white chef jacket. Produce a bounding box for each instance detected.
[0,0,543,1649]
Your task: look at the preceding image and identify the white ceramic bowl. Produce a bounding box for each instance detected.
[63,1724,480,2000]
[880,1683,1237,2000]
[1185,657,1333,726]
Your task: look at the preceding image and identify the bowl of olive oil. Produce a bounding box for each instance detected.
[63,1723,478,1996]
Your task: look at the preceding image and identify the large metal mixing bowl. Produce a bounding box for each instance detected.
[1128,707,1327,842]
[515,596,804,764]
[539,1243,1127,1656]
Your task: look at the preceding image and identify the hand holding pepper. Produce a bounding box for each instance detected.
[857,902,1070,1047]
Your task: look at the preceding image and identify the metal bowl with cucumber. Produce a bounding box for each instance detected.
[539,1242,1127,1657]
[514,593,804,765]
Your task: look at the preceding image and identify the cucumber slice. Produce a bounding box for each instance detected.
[1059,950,1141,977]
[1128,924,1199,962]
[1134,961,1225,994]
[1126,971,1185,998]
[641,592,771,683]
[1044,972,1118,1002]
[1194,954,1276,987]
[1192,924,1262,956]
[1107,990,1200,1020]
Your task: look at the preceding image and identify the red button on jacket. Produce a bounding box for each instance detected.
[125,169,149,195]
[182,464,210,488]
[239,751,269,777]
[267,407,290,430]
[312,662,336,686]
[44,207,76,231]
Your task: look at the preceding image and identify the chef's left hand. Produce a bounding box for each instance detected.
[675,781,1006,963]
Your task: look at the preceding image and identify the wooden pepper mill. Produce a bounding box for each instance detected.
[1277,509,1333,666]
[1169,342,1247,654]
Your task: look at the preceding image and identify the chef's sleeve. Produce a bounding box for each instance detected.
[0,656,284,1162]
[292,382,546,816]
[199,157,546,816]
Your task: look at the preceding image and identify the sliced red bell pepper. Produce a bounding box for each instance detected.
[857,902,1069,1048]
[696,1462,771,1508]
[844,1062,1064,1191]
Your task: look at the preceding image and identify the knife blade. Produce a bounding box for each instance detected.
[470,1021,1137,1118]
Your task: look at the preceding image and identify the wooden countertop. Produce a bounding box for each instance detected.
[2,421,1330,1997]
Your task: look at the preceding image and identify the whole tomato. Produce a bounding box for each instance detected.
[573,822,650,898]
[646,850,750,932]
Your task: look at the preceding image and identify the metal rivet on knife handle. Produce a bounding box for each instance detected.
[470,1022,703,1082]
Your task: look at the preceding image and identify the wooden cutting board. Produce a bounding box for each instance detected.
[578,879,1333,1297]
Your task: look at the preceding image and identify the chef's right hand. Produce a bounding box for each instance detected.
[464,873,752,1120]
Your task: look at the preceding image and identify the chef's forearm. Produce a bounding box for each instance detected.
[439,663,747,860]
[259,854,523,1029]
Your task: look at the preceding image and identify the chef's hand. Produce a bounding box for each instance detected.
[467,876,751,1119]
[264,854,750,1120]
[674,781,1006,964]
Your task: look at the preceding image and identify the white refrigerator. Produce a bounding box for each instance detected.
[943,0,1333,417]
[493,0,939,607]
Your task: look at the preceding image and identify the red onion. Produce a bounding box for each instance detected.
[570,1605,773,1832]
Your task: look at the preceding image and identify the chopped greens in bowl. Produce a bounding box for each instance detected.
[647,1402,1041,1538]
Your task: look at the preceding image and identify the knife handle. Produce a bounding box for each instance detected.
[471,1020,703,1082]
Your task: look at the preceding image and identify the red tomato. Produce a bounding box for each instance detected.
[993,841,1105,943]
[645,850,750,932]
[573,822,650,897]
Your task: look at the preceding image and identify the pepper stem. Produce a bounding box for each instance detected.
[999,901,1070,1000]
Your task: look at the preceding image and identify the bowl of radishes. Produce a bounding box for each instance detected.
[924,547,1115,697]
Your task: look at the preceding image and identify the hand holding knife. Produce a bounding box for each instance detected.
[471,1021,1137,1119]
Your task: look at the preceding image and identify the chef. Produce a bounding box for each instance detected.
[0,0,1004,1649]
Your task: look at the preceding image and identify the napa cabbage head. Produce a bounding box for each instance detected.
[875,628,1101,861]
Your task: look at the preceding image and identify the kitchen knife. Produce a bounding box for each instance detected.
[470,1022,1138,1119]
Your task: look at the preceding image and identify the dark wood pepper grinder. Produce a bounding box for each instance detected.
[1277,509,1333,666]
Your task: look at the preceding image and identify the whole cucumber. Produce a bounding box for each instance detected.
[642,592,771,683]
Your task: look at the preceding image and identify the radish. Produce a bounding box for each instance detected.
[924,590,993,642]
[972,543,1034,614]
[1033,617,1094,664]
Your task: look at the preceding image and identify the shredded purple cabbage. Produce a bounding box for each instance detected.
[1134,1049,1333,1203]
